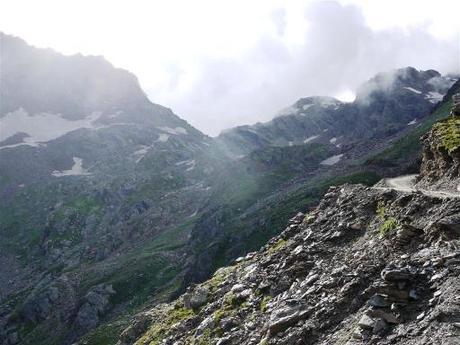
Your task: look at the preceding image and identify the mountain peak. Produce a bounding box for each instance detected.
[0,32,149,120]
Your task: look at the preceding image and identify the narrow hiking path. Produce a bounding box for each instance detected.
[375,174,460,198]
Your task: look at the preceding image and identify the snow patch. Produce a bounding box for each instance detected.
[304,135,319,144]
[176,159,196,171]
[186,160,196,171]
[133,145,150,156]
[157,133,170,142]
[175,159,191,166]
[133,145,153,163]
[425,91,444,104]
[407,119,417,126]
[52,157,90,177]
[318,98,341,109]
[320,154,343,166]
[106,110,124,118]
[276,105,299,117]
[157,126,187,135]
[0,142,45,150]
[329,137,337,144]
[288,141,293,147]
[302,104,313,111]
[0,109,102,148]
[403,87,422,94]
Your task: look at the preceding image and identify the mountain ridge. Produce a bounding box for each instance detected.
[217,67,456,156]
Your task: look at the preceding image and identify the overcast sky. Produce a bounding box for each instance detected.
[1,0,459,135]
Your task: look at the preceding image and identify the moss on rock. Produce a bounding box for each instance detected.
[433,116,460,153]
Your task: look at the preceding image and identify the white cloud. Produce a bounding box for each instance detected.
[1,0,459,135]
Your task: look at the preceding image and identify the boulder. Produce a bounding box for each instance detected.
[184,286,209,310]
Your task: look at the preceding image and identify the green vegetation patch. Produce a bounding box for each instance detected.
[380,217,398,236]
[267,238,288,254]
[260,295,272,312]
[136,305,195,345]
[376,201,398,236]
[433,116,460,153]
[78,318,129,345]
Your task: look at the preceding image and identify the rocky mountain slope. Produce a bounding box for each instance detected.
[184,79,460,290]
[217,67,456,156]
[1,32,459,345]
[0,33,223,345]
[117,98,460,345]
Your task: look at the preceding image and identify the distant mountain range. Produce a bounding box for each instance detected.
[0,32,458,345]
[217,67,456,156]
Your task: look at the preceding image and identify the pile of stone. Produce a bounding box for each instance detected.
[354,266,421,341]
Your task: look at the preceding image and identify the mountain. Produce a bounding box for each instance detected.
[113,97,460,345]
[1,32,459,345]
[0,33,223,344]
[184,72,459,288]
[217,67,456,156]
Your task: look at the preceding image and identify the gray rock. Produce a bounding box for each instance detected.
[268,302,308,336]
[381,268,412,282]
[372,318,389,335]
[71,284,115,336]
[358,315,376,330]
[368,294,390,308]
[184,286,209,310]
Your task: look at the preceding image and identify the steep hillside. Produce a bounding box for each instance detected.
[0,33,223,345]
[184,79,460,289]
[115,99,460,345]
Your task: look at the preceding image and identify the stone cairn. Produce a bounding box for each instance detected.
[452,93,460,116]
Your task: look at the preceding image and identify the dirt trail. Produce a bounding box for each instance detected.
[375,174,460,198]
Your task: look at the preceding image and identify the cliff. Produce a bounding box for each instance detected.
[418,93,460,191]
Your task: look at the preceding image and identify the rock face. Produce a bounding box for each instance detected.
[452,94,460,116]
[118,182,460,345]
[418,93,460,189]
[69,284,116,340]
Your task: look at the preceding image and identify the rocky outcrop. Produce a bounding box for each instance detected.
[69,284,115,340]
[452,94,460,116]
[115,183,460,345]
[418,94,460,189]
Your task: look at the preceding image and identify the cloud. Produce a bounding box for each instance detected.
[2,0,458,135]
[147,1,459,135]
